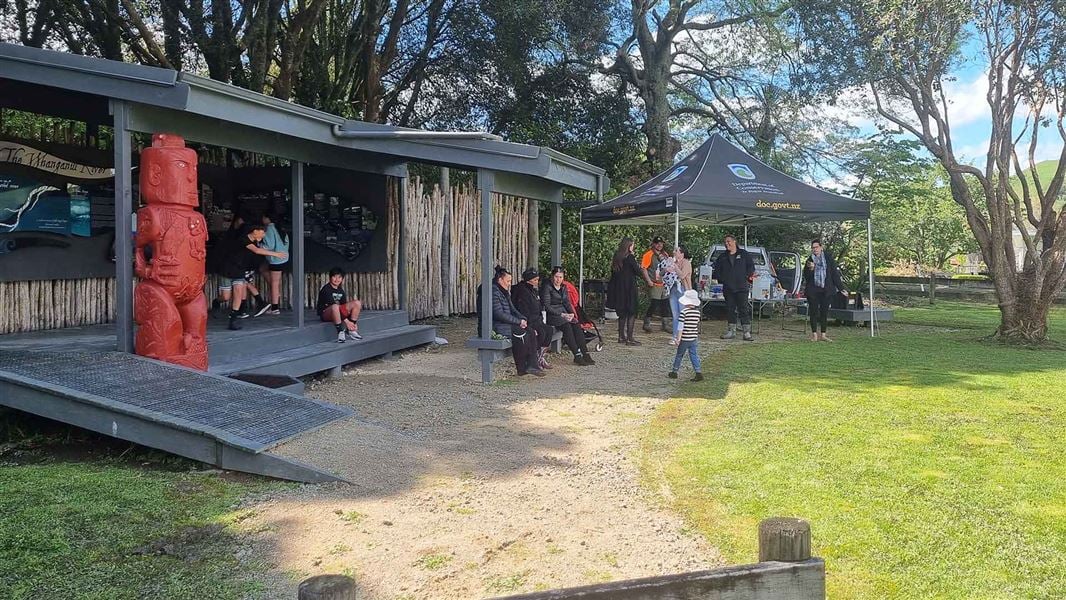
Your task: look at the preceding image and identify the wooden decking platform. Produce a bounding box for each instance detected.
[0,310,437,481]
[0,310,437,378]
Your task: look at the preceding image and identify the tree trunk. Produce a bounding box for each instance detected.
[997,288,1051,342]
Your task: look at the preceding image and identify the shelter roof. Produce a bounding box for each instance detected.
[0,43,606,194]
[581,134,868,225]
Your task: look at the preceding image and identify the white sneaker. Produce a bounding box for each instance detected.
[346,330,362,341]
[337,331,346,343]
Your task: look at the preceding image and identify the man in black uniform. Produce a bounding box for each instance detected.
[712,234,756,341]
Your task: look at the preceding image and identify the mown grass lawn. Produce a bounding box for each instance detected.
[893,299,1066,334]
[0,450,280,600]
[645,307,1066,599]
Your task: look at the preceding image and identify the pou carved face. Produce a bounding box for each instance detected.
[140,134,199,208]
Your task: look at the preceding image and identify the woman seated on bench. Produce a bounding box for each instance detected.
[492,266,545,377]
[541,266,594,366]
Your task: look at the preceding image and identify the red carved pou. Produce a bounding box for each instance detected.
[133,133,209,370]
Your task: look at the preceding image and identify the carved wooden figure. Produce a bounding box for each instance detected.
[134,133,208,370]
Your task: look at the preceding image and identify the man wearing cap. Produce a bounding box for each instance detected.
[641,236,671,332]
[511,267,554,370]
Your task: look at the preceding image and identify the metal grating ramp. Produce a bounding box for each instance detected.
[0,350,352,453]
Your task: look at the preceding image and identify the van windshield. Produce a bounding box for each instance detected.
[709,249,766,266]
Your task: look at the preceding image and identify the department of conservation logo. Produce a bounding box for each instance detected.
[662,165,688,182]
[728,163,756,180]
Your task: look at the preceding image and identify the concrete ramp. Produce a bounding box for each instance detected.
[0,349,353,483]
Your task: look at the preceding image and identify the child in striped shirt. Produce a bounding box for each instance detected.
[669,289,704,381]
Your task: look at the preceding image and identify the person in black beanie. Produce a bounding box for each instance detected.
[512,267,554,370]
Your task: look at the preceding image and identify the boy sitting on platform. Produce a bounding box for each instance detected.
[317,267,363,343]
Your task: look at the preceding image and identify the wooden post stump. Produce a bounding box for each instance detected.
[298,574,356,600]
[758,517,812,562]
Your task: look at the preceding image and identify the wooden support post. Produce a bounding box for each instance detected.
[758,517,812,562]
[298,574,356,600]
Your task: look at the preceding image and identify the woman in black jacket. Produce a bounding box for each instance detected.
[607,237,654,345]
[802,240,846,342]
[511,267,554,370]
[491,266,544,376]
[541,266,594,366]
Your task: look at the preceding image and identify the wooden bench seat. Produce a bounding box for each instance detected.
[467,330,563,383]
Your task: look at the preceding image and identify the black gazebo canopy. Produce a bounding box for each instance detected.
[581,134,869,226]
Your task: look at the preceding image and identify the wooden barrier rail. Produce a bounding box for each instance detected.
[297,518,825,600]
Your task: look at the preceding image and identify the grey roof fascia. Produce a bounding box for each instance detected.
[336,121,604,192]
[0,44,607,193]
[0,43,189,109]
[181,74,345,146]
[126,102,407,177]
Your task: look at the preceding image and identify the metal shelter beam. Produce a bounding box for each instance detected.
[551,203,562,267]
[290,161,305,327]
[398,174,408,311]
[110,100,134,353]
[478,169,495,340]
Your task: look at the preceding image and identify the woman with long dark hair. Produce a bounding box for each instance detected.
[663,243,693,342]
[607,237,654,345]
[803,239,845,342]
[541,266,594,365]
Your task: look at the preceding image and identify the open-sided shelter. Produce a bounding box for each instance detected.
[0,43,607,479]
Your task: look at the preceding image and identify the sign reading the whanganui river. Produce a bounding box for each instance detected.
[0,141,114,180]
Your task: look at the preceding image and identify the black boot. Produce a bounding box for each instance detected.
[626,316,641,345]
[228,311,242,330]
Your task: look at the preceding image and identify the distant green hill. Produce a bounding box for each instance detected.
[1009,160,1064,211]
[1010,159,1061,197]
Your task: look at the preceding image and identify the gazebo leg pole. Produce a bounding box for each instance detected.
[743,223,748,247]
[674,211,680,248]
[867,218,875,337]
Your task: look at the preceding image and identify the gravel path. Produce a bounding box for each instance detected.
[238,316,808,599]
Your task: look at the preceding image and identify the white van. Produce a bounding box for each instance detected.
[696,245,803,305]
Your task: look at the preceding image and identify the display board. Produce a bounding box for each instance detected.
[0,137,117,281]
